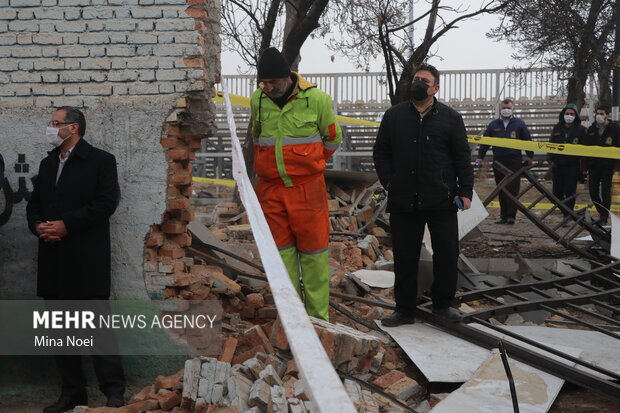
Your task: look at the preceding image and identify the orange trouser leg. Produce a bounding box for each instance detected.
[255,177,330,320]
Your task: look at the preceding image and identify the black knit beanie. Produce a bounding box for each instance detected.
[257,47,291,79]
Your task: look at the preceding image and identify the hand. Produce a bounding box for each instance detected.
[524,157,533,165]
[38,220,68,242]
[455,196,472,211]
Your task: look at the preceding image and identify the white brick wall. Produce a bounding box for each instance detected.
[0,0,220,106]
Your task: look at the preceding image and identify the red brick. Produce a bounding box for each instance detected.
[145,247,157,261]
[269,318,289,351]
[372,370,406,390]
[129,385,153,403]
[167,124,184,137]
[161,137,184,148]
[159,390,182,410]
[183,57,203,68]
[185,8,207,18]
[166,186,182,197]
[169,232,192,247]
[146,232,165,247]
[187,0,205,4]
[260,320,275,338]
[239,325,274,354]
[231,344,266,365]
[218,337,238,363]
[161,221,187,234]
[154,369,183,391]
[169,171,192,185]
[246,293,265,308]
[168,161,192,173]
[159,247,185,259]
[160,258,186,272]
[318,328,335,362]
[167,148,190,161]
[167,197,191,211]
[285,360,299,377]
[170,209,194,222]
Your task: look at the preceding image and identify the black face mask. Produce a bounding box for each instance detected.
[410,80,430,101]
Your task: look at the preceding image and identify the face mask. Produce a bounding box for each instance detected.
[46,126,65,147]
[596,114,606,124]
[564,115,575,124]
[410,80,430,101]
[500,108,513,118]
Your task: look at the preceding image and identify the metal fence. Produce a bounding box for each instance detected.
[218,68,573,103]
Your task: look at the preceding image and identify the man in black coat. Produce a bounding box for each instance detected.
[27,107,125,411]
[373,64,474,326]
[581,106,620,225]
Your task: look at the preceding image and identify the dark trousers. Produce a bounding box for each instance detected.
[588,167,614,222]
[551,165,579,215]
[55,354,125,398]
[493,161,523,220]
[390,209,459,315]
[45,297,126,398]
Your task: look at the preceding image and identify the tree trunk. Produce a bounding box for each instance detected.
[566,74,587,111]
[598,55,613,108]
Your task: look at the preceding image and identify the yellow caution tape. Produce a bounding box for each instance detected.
[192,176,236,187]
[486,201,620,212]
[213,91,620,159]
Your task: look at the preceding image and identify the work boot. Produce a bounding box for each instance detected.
[506,218,515,225]
[43,392,88,413]
[106,394,125,407]
[495,218,507,224]
[380,312,415,327]
[431,306,462,322]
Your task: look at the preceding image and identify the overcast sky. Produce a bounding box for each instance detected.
[221,1,527,75]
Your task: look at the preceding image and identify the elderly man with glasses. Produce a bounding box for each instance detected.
[27,107,125,411]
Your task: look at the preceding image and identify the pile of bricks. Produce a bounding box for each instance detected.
[327,183,382,234]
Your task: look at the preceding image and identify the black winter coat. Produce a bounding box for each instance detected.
[581,122,620,171]
[373,99,474,212]
[26,139,120,298]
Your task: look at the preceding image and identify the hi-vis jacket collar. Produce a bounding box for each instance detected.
[259,72,317,100]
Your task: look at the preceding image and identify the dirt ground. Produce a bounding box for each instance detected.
[463,173,606,259]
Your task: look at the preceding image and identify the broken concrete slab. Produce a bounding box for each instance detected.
[376,322,586,384]
[470,324,620,379]
[376,322,489,382]
[351,269,395,289]
[430,348,580,413]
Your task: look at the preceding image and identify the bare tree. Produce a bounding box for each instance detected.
[328,0,511,104]
[221,0,332,182]
[488,0,616,110]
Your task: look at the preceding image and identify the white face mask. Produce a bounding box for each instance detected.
[596,114,607,125]
[46,126,65,147]
[564,115,575,124]
[500,108,513,118]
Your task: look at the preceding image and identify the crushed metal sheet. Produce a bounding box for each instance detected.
[430,346,582,413]
[470,324,620,379]
[352,270,395,289]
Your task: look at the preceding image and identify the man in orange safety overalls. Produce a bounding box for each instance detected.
[250,48,342,320]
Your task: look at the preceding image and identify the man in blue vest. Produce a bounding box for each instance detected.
[476,98,533,224]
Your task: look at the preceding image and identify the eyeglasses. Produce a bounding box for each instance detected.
[47,121,75,127]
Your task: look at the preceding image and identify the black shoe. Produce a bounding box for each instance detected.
[106,394,125,407]
[381,312,415,327]
[506,218,515,225]
[43,393,88,413]
[432,306,462,322]
[495,218,507,224]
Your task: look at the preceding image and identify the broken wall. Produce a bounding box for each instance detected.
[0,0,220,298]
